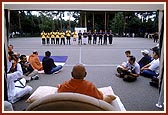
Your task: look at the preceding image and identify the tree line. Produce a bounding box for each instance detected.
[9,11,158,37]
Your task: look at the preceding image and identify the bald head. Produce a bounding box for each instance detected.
[71,64,87,79]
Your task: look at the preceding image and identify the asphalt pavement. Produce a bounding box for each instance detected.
[8,36,164,111]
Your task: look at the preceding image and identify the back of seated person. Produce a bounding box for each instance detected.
[28,50,43,71]
[42,51,62,74]
[57,64,115,103]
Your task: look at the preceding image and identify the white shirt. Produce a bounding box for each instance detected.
[7,61,23,103]
[126,61,140,74]
[149,58,160,74]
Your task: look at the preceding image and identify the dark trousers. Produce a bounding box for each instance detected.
[141,70,158,78]
[42,38,45,44]
[51,38,55,44]
[88,36,92,44]
[104,37,107,45]
[88,39,92,44]
[98,37,102,45]
[66,36,71,45]
[78,36,82,45]
[117,67,137,82]
[46,38,50,44]
[109,37,113,44]
[56,38,59,44]
[60,38,65,45]
[153,38,158,43]
[93,37,97,44]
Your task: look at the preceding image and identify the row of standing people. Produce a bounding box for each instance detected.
[40,29,114,45]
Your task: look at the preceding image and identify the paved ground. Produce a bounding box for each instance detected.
[8,37,164,111]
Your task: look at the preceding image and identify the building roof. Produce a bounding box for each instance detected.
[4,2,164,11]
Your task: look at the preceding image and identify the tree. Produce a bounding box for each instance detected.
[9,10,158,37]
[110,12,124,36]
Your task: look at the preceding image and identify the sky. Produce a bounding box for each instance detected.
[31,11,75,21]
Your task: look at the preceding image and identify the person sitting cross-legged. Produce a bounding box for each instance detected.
[42,51,62,74]
[7,53,33,103]
[140,49,160,79]
[138,49,152,68]
[19,55,39,81]
[28,50,43,71]
[116,56,140,82]
[57,64,116,104]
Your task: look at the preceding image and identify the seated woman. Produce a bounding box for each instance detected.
[7,53,33,103]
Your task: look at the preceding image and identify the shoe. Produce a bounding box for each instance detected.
[31,75,39,80]
[152,77,159,82]
[149,81,158,88]
[54,69,62,74]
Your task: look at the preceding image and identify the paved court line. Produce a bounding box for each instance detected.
[79,47,82,64]
[14,47,151,50]
[64,64,118,67]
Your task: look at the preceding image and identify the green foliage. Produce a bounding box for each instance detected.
[9,10,158,37]
[109,12,125,36]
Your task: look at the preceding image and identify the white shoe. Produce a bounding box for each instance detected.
[54,69,62,74]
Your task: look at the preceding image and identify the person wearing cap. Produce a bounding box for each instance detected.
[116,55,140,82]
[57,64,116,103]
[28,50,43,71]
[138,49,152,68]
[140,49,160,78]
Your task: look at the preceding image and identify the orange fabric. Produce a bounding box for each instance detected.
[28,54,43,71]
[57,78,103,100]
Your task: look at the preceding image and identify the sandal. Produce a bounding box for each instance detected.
[31,75,39,80]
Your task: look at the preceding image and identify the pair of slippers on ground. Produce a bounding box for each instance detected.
[31,75,39,80]
[26,75,39,83]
